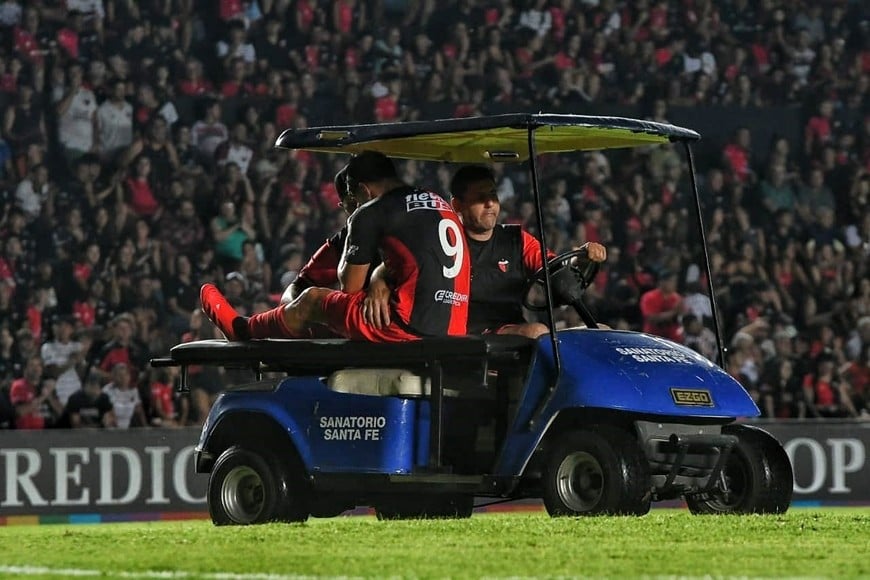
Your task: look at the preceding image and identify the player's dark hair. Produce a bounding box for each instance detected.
[334,165,350,203]
[345,151,398,192]
[450,165,495,200]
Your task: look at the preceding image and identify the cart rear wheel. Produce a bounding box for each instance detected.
[208,446,309,525]
[542,426,650,516]
[686,424,792,515]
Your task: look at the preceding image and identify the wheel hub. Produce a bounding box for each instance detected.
[557,451,604,512]
[221,465,265,524]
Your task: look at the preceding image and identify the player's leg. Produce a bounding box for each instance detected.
[200,284,332,340]
[322,290,418,341]
[200,284,250,340]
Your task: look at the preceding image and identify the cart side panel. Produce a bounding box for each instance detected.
[201,377,420,474]
[494,329,760,477]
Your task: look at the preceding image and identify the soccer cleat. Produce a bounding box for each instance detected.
[200,283,249,341]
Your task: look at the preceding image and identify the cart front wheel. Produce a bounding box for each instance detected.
[542,426,650,516]
[686,424,792,515]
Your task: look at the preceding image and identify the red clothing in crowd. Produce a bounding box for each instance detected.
[344,46,361,69]
[296,0,315,31]
[640,288,684,343]
[25,304,42,342]
[549,7,566,41]
[843,362,868,399]
[73,300,96,327]
[803,374,837,407]
[275,103,297,128]
[374,95,399,122]
[221,80,254,98]
[319,180,340,209]
[335,0,354,34]
[177,78,214,96]
[9,378,43,429]
[0,73,17,93]
[805,116,832,148]
[57,26,79,59]
[150,380,175,420]
[126,177,160,217]
[219,0,243,21]
[723,142,750,183]
[15,27,44,65]
[553,51,575,70]
[73,262,92,287]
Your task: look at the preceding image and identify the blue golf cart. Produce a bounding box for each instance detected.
[153,114,793,525]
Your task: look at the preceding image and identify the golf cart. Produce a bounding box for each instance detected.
[152,114,793,525]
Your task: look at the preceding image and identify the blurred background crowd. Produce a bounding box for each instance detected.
[0,0,867,429]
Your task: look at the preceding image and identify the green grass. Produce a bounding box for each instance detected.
[1,509,869,578]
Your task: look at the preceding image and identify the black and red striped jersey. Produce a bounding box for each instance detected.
[295,228,345,290]
[344,186,470,336]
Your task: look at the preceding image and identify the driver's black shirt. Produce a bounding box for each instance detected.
[467,225,549,334]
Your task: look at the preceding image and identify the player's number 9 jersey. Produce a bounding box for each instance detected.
[344,186,471,336]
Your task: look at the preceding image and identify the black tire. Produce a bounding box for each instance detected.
[686,424,793,515]
[375,494,474,520]
[270,448,312,523]
[208,446,309,525]
[542,426,651,516]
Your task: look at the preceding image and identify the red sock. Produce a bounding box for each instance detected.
[247,305,300,338]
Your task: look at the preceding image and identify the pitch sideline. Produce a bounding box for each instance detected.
[0,565,359,579]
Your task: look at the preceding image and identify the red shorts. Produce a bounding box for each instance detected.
[322,291,419,342]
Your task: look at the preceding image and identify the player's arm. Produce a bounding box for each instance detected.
[283,238,342,304]
[338,206,380,294]
[339,264,370,294]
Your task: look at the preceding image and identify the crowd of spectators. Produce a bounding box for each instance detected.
[0,0,867,429]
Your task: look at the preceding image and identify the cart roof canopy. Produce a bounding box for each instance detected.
[275,113,701,163]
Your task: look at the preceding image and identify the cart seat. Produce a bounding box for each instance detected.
[327,368,460,398]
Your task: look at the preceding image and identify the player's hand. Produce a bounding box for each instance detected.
[363,279,391,329]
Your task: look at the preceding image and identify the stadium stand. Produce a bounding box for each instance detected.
[0,0,867,427]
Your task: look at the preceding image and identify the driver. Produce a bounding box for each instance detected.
[450,165,606,338]
[199,151,471,341]
[364,165,606,339]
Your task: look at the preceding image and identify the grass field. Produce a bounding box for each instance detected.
[1,508,868,579]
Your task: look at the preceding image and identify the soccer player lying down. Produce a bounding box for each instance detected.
[200,151,471,342]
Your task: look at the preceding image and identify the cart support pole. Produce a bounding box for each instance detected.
[427,359,444,469]
[527,124,561,430]
[684,142,726,367]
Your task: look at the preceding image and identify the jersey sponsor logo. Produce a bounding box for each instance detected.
[405,191,452,212]
[670,388,714,407]
[345,244,359,257]
[434,289,469,306]
[498,259,509,272]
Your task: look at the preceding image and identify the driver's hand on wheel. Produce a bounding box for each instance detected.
[585,242,607,263]
[568,242,607,266]
[363,278,392,329]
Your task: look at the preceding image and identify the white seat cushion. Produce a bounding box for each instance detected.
[327,368,458,397]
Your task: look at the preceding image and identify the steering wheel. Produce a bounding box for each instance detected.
[522,247,600,328]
